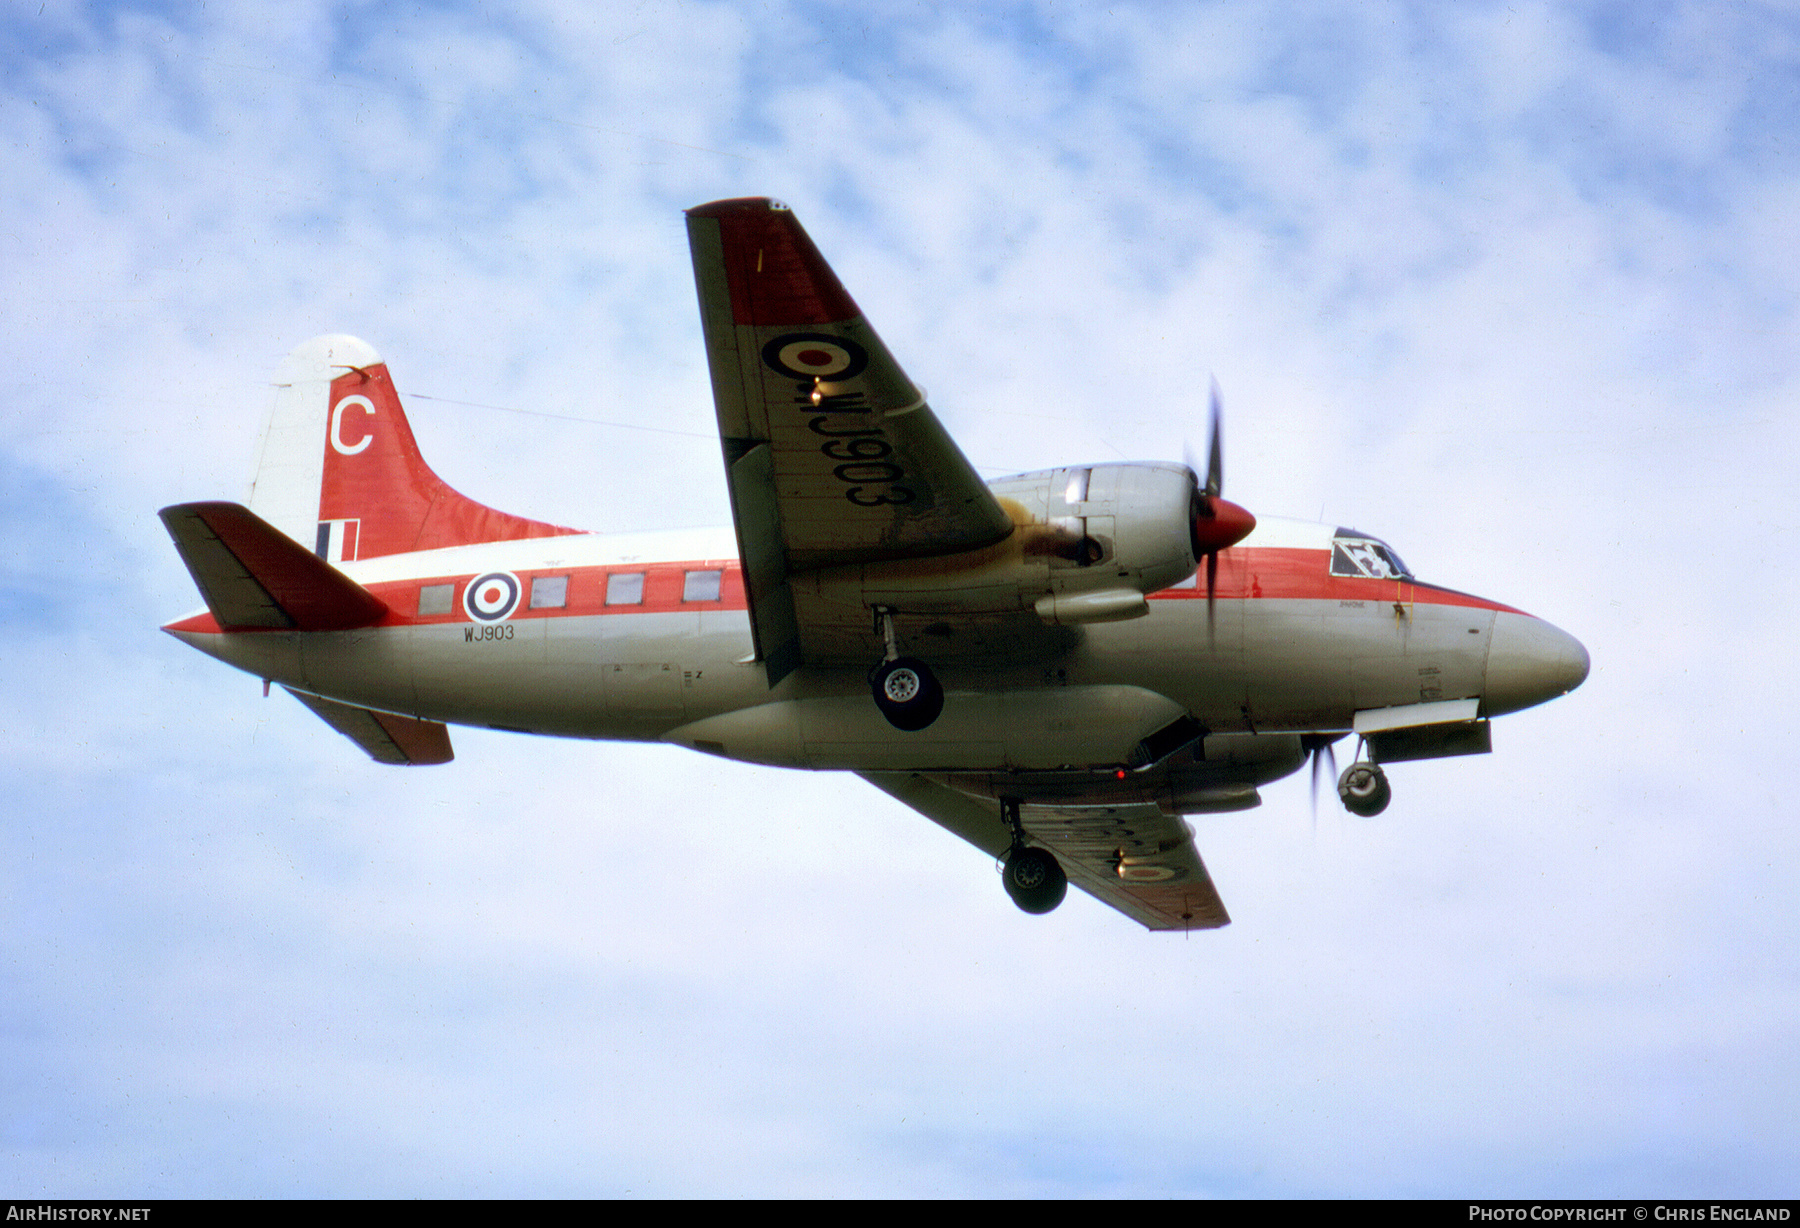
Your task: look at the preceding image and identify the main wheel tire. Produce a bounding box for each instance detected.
[1337,762,1392,817]
[1003,846,1068,915]
[869,656,944,731]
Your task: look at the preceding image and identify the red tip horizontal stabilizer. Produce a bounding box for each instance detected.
[159,501,388,631]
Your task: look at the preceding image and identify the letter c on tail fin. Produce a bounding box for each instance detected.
[329,395,375,455]
[248,335,583,561]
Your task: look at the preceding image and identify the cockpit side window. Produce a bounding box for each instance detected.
[1330,531,1414,580]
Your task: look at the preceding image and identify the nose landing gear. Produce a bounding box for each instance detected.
[1336,760,1392,817]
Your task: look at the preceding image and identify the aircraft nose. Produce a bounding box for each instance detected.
[1484,612,1589,717]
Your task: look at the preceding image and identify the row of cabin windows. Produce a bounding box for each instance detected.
[608,569,723,605]
[415,569,725,617]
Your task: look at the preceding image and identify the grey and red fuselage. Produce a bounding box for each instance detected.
[161,200,1587,929]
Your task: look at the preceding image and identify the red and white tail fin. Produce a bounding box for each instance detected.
[247,335,580,561]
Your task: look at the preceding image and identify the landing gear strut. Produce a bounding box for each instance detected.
[1337,760,1392,817]
[999,798,1067,915]
[868,606,943,731]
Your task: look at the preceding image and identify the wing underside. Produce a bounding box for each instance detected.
[860,772,1230,930]
[685,198,1016,683]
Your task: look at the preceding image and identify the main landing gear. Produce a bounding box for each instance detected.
[999,798,1067,915]
[868,607,943,732]
[1336,760,1392,817]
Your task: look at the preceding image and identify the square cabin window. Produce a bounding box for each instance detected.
[417,583,454,616]
[605,571,645,606]
[682,569,722,603]
[529,575,568,610]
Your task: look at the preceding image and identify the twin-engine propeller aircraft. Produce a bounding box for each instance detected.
[160,197,1588,931]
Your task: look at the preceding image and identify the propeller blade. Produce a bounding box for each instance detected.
[1303,734,1341,824]
[1205,549,1218,645]
[1189,379,1255,556]
[1187,378,1257,651]
[1206,377,1223,499]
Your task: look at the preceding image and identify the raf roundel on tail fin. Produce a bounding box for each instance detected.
[247,335,581,562]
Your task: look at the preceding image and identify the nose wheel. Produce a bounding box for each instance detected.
[1337,761,1391,817]
[868,607,944,731]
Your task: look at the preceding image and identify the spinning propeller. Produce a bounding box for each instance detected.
[1300,733,1343,822]
[1186,379,1258,641]
[1183,387,1344,825]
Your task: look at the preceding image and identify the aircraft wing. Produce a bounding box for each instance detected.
[860,772,1231,931]
[686,199,1016,683]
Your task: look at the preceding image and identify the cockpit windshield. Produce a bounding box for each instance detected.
[1330,530,1414,581]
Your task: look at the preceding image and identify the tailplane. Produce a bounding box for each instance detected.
[247,335,580,560]
[160,501,388,630]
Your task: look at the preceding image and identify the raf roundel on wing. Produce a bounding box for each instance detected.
[761,333,869,381]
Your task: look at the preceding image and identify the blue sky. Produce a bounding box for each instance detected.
[2,0,1797,1197]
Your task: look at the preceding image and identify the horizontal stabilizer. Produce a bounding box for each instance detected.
[286,688,454,765]
[159,501,388,631]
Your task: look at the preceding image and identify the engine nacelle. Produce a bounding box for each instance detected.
[988,462,1197,606]
[830,462,1198,622]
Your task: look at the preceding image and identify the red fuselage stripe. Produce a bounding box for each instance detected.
[164,547,1521,635]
